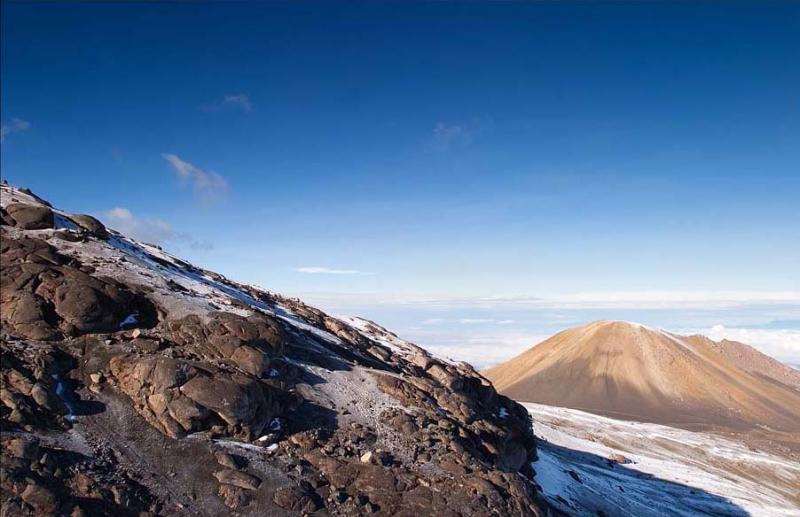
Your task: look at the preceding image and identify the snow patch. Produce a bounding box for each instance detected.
[53,213,80,231]
[527,403,800,517]
[52,374,78,422]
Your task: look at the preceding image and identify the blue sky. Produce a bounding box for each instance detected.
[2,1,799,366]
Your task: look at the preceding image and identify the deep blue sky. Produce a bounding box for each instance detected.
[2,1,799,364]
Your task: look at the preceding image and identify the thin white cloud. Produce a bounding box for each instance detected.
[431,119,483,151]
[200,93,253,113]
[294,266,367,275]
[223,94,252,112]
[404,331,547,369]
[103,207,212,251]
[1,118,31,142]
[374,321,800,370]
[530,291,800,309]
[439,326,800,369]
[431,122,472,151]
[106,207,133,220]
[162,153,229,204]
[422,318,517,326]
[293,290,800,310]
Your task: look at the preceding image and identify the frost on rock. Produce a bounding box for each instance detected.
[0,183,546,517]
[51,374,78,422]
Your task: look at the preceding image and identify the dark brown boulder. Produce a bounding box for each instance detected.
[214,451,244,469]
[5,203,54,230]
[213,469,261,490]
[109,355,202,438]
[110,354,280,440]
[496,439,529,472]
[1,289,62,340]
[0,343,71,431]
[217,484,250,509]
[1,235,157,339]
[70,214,109,239]
[5,438,40,459]
[0,430,155,516]
[230,345,271,377]
[20,482,59,514]
[273,485,321,513]
[165,311,284,376]
[180,373,277,436]
[0,207,14,226]
[1,235,65,266]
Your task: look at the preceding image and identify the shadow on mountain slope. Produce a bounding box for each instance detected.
[535,440,749,517]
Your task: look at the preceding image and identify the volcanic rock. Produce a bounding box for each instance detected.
[5,203,54,230]
[69,214,109,239]
[0,184,545,517]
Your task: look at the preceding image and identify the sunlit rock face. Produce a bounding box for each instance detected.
[1,184,545,516]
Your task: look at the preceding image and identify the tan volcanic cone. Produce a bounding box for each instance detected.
[483,320,800,432]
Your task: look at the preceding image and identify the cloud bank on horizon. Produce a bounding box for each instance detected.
[300,290,800,368]
[295,267,369,275]
[405,316,800,370]
[298,290,800,310]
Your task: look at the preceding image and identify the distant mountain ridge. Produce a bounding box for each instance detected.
[682,333,800,392]
[483,320,800,434]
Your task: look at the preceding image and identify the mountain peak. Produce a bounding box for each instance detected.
[484,320,800,432]
[585,319,654,331]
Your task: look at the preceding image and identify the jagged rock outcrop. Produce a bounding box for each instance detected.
[1,235,158,340]
[1,184,546,516]
[4,203,54,230]
[1,434,156,516]
[69,214,110,240]
[1,339,156,516]
[164,311,285,375]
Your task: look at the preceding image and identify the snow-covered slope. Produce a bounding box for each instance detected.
[527,403,800,517]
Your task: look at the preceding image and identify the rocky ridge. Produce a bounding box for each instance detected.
[0,184,546,516]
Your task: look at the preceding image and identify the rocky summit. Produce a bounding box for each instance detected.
[0,183,546,516]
